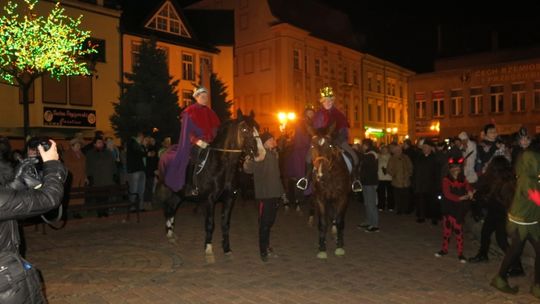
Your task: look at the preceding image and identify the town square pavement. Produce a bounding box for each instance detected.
[25,197,537,304]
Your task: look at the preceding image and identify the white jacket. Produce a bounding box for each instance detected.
[462,140,478,183]
[377,153,392,181]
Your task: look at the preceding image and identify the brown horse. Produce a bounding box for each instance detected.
[308,124,351,259]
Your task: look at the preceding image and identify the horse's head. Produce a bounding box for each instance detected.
[236,109,259,159]
[307,123,340,180]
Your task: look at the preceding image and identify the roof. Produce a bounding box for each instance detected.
[119,0,224,53]
[267,0,364,51]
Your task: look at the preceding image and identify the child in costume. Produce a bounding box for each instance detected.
[434,156,474,263]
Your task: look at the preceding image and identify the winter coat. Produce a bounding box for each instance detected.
[86,149,117,187]
[360,150,378,186]
[413,152,439,194]
[387,154,413,188]
[377,153,392,181]
[63,148,86,187]
[244,148,284,200]
[0,160,66,253]
[126,137,146,173]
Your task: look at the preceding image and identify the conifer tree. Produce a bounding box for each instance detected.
[111,38,180,142]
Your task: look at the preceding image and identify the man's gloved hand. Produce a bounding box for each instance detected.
[196,139,209,149]
[9,158,42,190]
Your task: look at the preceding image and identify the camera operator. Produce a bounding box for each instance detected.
[0,140,67,303]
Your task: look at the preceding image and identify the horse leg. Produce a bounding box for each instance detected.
[334,198,348,256]
[204,200,216,256]
[163,191,181,239]
[316,199,328,259]
[221,191,236,255]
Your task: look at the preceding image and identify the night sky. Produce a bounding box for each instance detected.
[177,0,540,73]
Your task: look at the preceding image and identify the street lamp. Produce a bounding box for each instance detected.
[277,111,296,132]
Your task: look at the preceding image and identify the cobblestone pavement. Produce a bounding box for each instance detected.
[25,198,537,304]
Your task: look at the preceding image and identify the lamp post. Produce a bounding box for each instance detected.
[277,111,296,134]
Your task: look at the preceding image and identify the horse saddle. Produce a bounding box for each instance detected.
[340,152,353,174]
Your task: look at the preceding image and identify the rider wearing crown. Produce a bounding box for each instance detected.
[164,86,220,194]
[297,86,362,192]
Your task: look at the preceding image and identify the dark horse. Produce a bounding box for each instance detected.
[162,110,259,260]
[308,124,351,259]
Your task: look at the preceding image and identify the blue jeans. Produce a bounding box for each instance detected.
[127,171,146,210]
[362,185,379,228]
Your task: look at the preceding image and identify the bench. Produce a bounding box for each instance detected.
[68,184,140,223]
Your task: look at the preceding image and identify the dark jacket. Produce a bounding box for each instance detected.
[360,150,379,186]
[0,160,66,253]
[243,148,284,199]
[126,137,146,173]
[413,152,439,194]
[86,149,117,186]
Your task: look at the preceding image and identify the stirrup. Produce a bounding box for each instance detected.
[296,177,308,190]
[351,180,362,193]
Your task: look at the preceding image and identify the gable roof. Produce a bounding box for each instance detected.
[120,0,221,53]
[267,0,364,51]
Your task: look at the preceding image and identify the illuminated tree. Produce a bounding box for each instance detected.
[0,0,96,139]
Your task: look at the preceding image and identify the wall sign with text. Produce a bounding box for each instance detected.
[43,107,96,127]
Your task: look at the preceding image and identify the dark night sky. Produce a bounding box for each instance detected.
[178,0,540,73]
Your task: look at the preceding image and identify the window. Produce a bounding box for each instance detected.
[535,81,540,110]
[145,2,190,37]
[42,74,67,104]
[131,42,141,71]
[353,70,358,85]
[470,87,483,115]
[450,89,463,116]
[314,59,321,76]
[415,92,426,118]
[367,75,372,91]
[432,91,445,117]
[343,66,348,83]
[69,75,92,106]
[354,105,359,122]
[376,77,381,93]
[399,108,404,124]
[490,85,504,113]
[387,107,396,123]
[200,56,212,75]
[182,53,195,80]
[244,52,254,74]
[182,90,193,108]
[511,83,526,112]
[367,99,373,121]
[293,49,300,70]
[377,103,382,121]
[399,85,403,98]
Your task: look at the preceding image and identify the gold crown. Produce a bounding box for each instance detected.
[320,86,334,98]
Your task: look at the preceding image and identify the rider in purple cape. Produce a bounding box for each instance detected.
[164,87,220,192]
[283,108,315,179]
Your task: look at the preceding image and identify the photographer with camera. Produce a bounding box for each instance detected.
[0,139,67,303]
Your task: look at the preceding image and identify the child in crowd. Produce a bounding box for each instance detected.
[435,156,474,263]
[243,131,284,262]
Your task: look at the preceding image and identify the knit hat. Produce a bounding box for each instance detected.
[259,131,273,145]
[458,131,468,140]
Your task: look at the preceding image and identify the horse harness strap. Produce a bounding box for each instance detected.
[210,148,243,153]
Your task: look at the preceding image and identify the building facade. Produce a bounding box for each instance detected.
[409,48,540,140]
[188,0,413,142]
[0,0,122,139]
[121,0,234,110]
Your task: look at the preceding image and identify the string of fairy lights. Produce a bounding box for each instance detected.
[0,0,96,85]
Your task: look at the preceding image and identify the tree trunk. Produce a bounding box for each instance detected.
[22,82,30,141]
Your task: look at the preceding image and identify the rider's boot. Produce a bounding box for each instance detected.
[296,162,313,190]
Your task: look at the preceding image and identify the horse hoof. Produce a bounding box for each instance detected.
[335,248,345,256]
[224,251,233,257]
[331,225,337,235]
[166,230,176,239]
[205,244,213,256]
[317,251,328,259]
[205,255,216,264]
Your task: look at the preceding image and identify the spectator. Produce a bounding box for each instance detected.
[86,138,117,217]
[126,131,146,211]
[477,124,498,174]
[63,137,87,188]
[0,140,66,303]
[458,132,478,186]
[414,140,440,225]
[377,145,394,212]
[358,139,379,232]
[387,144,413,215]
[144,136,159,204]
